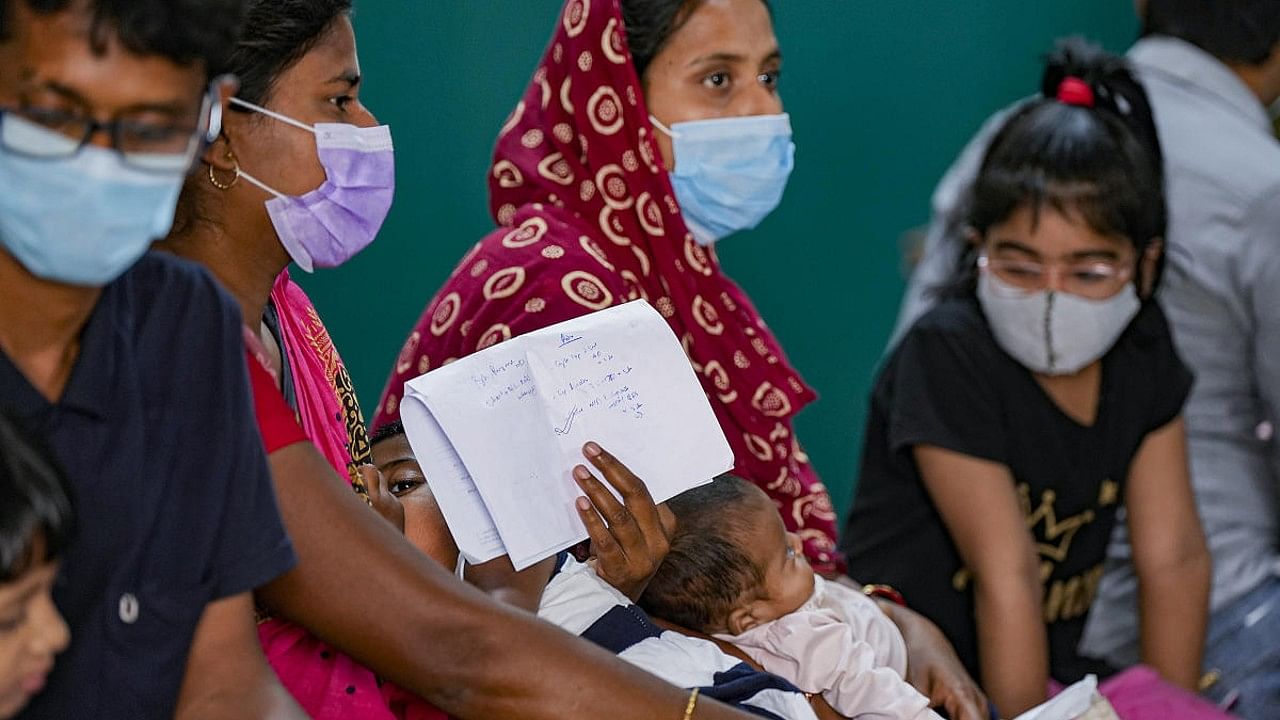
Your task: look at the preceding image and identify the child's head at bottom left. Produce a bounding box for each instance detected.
[0,413,73,719]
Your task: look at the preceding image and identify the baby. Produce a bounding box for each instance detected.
[0,413,72,718]
[641,475,943,720]
[369,422,823,720]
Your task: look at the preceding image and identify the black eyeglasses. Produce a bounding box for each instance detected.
[0,80,225,174]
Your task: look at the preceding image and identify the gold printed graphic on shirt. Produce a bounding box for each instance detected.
[1043,564,1104,623]
[952,483,1104,622]
[1019,485,1094,563]
[1098,479,1119,507]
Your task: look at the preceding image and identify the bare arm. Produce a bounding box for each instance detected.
[257,441,757,720]
[175,592,307,720]
[915,445,1048,715]
[465,555,557,612]
[1126,417,1210,689]
[873,599,988,720]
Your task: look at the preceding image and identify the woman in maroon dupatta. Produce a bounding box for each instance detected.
[374,0,843,574]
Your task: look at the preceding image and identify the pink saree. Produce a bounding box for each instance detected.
[257,270,444,720]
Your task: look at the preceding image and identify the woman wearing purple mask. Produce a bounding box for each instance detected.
[155,3,765,720]
[159,3,420,716]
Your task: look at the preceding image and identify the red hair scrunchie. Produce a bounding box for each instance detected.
[1056,76,1095,107]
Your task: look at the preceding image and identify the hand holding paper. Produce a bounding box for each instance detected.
[399,301,734,569]
[572,442,678,601]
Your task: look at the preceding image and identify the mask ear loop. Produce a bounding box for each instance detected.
[229,97,318,135]
[226,97,316,199]
[648,115,678,139]
[235,166,287,199]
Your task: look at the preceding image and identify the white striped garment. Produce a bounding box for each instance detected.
[538,554,820,720]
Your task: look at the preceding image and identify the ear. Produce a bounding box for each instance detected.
[1139,237,1164,298]
[726,604,762,636]
[201,132,237,174]
[202,76,241,173]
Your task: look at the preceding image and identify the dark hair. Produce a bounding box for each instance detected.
[1146,0,1280,66]
[951,38,1166,296]
[3,0,247,77]
[226,0,353,108]
[621,0,771,80]
[169,0,352,239]
[370,419,405,447]
[638,475,766,632]
[0,412,74,582]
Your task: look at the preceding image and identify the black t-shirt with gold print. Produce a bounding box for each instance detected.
[841,296,1192,684]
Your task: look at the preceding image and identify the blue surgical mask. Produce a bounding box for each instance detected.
[0,115,187,286]
[651,113,795,247]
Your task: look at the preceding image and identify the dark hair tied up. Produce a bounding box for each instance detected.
[957,37,1168,297]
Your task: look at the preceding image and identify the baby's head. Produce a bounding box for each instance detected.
[641,475,814,636]
[369,420,460,571]
[0,413,73,718]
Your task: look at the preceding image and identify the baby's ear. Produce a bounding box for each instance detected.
[726,605,762,636]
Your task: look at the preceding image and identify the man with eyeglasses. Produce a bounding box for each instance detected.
[0,3,846,720]
[0,1,306,716]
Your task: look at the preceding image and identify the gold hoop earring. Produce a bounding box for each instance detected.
[207,156,239,190]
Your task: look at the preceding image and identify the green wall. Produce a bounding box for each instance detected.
[299,1,1139,518]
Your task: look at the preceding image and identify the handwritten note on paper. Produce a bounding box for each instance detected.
[399,301,733,570]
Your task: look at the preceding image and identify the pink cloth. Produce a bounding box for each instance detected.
[269,269,373,477]
[255,271,444,720]
[372,0,843,574]
[719,577,939,719]
[1050,666,1236,720]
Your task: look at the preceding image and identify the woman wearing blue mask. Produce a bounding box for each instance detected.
[379,0,824,576]
[376,2,987,718]
[842,39,1212,717]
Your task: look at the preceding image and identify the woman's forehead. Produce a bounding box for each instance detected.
[660,0,778,67]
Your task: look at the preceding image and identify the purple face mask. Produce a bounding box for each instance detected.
[230,97,395,272]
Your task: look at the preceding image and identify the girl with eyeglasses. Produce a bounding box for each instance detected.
[842,39,1214,717]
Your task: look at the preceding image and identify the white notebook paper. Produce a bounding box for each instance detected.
[399,300,734,570]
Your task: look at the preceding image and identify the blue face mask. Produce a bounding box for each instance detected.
[651,113,795,247]
[0,115,188,286]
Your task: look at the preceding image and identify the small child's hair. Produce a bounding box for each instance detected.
[0,412,74,581]
[639,475,766,632]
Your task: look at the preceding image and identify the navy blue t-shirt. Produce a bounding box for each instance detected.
[3,252,296,718]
